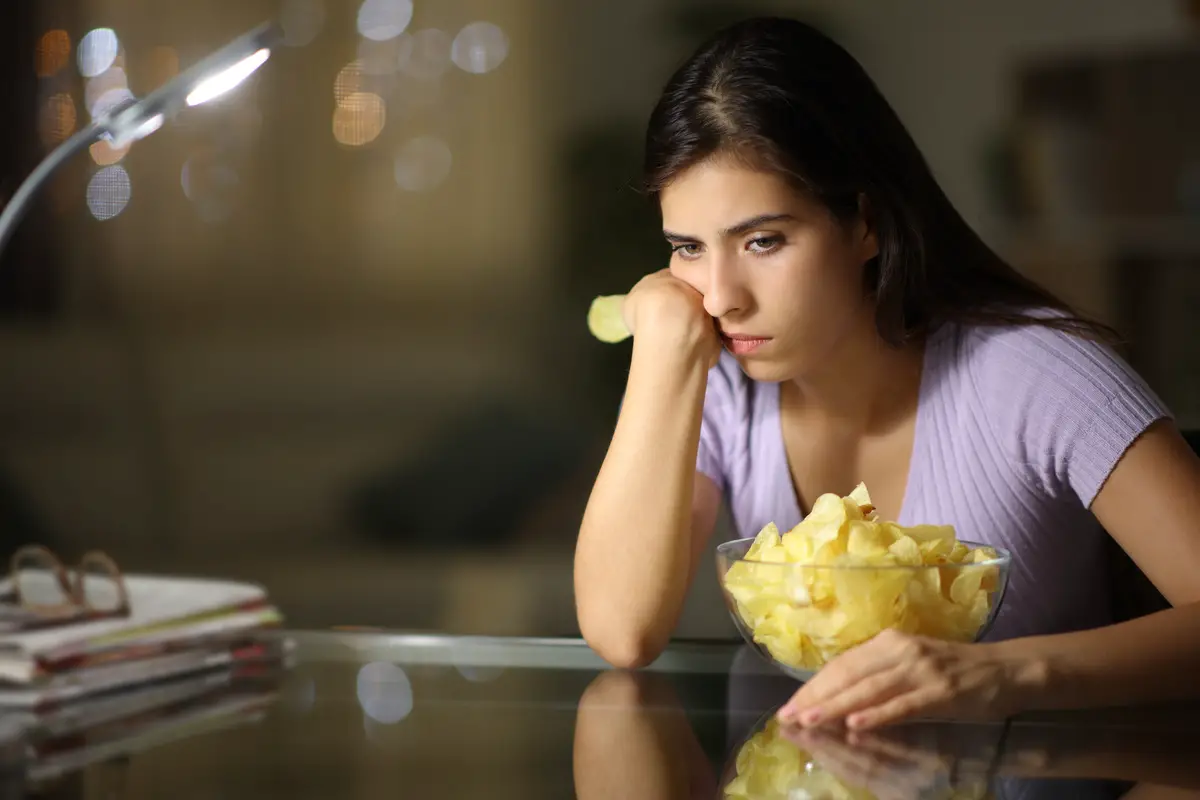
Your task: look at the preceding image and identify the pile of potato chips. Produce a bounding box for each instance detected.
[721,484,1002,670]
[723,717,992,800]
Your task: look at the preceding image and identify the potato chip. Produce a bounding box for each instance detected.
[719,483,1004,671]
[586,294,631,343]
[887,534,922,565]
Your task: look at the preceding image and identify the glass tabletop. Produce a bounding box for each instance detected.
[5,631,1199,799]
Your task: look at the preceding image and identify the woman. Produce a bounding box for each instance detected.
[573,17,1200,729]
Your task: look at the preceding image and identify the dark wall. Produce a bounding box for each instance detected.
[0,2,62,318]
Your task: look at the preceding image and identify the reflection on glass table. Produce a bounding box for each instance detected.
[4,631,1197,799]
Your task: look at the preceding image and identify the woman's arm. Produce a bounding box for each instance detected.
[1121,787,1200,800]
[999,419,1200,710]
[575,274,722,668]
[1000,712,1200,790]
[774,420,1200,729]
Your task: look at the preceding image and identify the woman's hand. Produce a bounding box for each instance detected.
[623,269,721,366]
[784,727,960,800]
[776,629,1045,730]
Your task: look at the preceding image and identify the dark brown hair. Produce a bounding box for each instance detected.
[643,17,1117,346]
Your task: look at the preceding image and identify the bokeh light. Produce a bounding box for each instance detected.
[281,0,326,47]
[333,92,386,146]
[397,29,452,80]
[35,30,71,78]
[86,165,131,221]
[334,60,364,104]
[84,66,128,116]
[90,88,135,121]
[450,22,509,74]
[356,662,412,724]
[356,0,413,42]
[394,135,452,191]
[452,637,504,683]
[38,94,77,146]
[77,28,119,78]
[89,139,129,166]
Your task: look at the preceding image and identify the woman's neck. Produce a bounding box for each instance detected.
[781,318,925,435]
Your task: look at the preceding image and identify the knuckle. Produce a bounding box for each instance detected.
[930,672,955,696]
[895,633,926,660]
[914,653,940,676]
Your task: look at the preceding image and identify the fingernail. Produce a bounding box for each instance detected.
[775,705,794,721]
[847,713,865,729]
[801,708,822,726]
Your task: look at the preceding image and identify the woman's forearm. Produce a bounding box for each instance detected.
[999,602,1200,712]
[574,329,711,668]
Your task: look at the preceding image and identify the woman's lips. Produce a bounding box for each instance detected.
[722,333,771,356]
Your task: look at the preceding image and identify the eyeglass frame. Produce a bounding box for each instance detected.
[2,544,131,620]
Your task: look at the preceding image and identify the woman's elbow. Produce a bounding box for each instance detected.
[581,623,667,670]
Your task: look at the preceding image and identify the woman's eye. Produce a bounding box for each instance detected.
[747,235,783,254]
[671,243,702,259]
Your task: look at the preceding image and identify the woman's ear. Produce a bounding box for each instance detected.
[856,194,879,261]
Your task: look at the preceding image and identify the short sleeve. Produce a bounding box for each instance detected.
[696,352,742,493]
[966,323,1173,507]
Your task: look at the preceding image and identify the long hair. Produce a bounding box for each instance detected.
[642,17,1116,345]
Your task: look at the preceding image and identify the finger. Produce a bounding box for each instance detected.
[797,733,920,800]
[806,737,941,800]
[849,729,946,771]
[777,641,893,722]
[786,727,851,758]
[846,685,944,731]
[796,734,890,788]
[795,664,910,728]
[844,729,956,800]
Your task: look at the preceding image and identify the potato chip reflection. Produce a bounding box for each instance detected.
[724,716,997,799]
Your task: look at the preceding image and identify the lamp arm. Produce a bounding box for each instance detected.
[0,124,108,259]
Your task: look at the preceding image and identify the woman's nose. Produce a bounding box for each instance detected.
[702,258,748,319]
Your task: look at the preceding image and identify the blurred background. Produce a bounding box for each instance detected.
[1,0,1199,641]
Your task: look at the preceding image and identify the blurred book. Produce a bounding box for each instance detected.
[0,637,290,717]
[0,574,281,684]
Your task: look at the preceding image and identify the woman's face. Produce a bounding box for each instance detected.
[659,158,879,383]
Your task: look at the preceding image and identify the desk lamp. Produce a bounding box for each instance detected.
[0,21,283,257]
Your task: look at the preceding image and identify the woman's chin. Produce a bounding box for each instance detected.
[732,353,795,383]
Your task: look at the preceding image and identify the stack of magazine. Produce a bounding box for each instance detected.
[0,561,290,787]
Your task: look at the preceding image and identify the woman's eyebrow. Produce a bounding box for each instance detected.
[662,213,796,242]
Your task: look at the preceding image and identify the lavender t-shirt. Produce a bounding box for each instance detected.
[697,320,1171,640]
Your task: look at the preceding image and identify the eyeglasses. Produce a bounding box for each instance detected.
[0,545,130,632]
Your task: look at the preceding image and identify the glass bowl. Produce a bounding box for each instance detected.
[715,536,1011,682]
